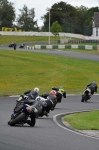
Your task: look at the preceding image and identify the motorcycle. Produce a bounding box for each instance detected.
[8,96,37,126]
[17,95,49,117]
[19,44,25,48]
[32,96,50,118]
[8,43,17,48]
[8,95,49,127]
[8,43,14,47]
[81,88,92,102]
[48,86,66,110]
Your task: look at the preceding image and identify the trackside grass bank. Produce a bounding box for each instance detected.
[64,110,99,130]
[0,35,99,131]
[0,49,99,96]
[0,35,59,45]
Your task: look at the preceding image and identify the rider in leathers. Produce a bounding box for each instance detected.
[86,81,98,95]
[51,87,66,103]
[22,87,39,126]
[23,87,39,100]
[40,87,66,113]
[40,91,57,115]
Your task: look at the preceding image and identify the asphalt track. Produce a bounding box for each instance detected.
[1,43,99,61]
[0,45,99,150]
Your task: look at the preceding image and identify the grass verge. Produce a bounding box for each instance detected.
[64,110,99,130]
[0,49,99,96]
[0,35,59,45]
[0,36,99,130]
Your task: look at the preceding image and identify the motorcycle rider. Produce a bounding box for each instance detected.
[51,87,66,103]
[13,42,16,50]
[86,81,98,95]
[40,86,66,112]
[23,87,39,100]
[14,87,40,126]
[40,92,57,116]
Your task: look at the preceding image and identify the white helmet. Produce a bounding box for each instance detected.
[34,87,39,93]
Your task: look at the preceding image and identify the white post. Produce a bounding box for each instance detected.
[49,9,50,44]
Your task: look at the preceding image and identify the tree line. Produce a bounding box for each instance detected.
[0,0,99,35]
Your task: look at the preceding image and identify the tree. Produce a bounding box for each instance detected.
[83,7,99,35]
[0,0,15,30]
[41,1,98,35]
[51,21,62,36]
[75,5,88,34]
[41,1,78,32]
[16,5,39,31]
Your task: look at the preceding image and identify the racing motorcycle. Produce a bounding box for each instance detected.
[8,95,49,126]
[8,43,14,47]
[20,95,50,117]
[81,87,92,102]
[19,44,25,48]
[8,96,37,126]
[20,94,54,117]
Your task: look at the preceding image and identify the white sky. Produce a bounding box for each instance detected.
[9,0,99,27]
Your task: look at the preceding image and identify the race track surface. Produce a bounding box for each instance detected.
[0,44,99,61]
[0,96,99,150]
[0,45,99,150]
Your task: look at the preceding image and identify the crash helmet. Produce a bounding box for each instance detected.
[93,81,97,85]
[34,87,39,93]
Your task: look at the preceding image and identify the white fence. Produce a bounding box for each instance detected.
[0,31,99,40]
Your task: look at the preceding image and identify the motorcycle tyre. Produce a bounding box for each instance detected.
[8,112,25,126]
[81,93,88,102]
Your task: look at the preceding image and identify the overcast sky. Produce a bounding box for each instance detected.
[9,0,99,27]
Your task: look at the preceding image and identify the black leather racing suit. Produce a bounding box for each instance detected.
[40,93,57,113]
[87,82,98,95]
[23,90,38,126]
[24,90,38,99]
[52,87,66,103]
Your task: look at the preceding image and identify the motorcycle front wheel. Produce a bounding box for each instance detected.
[8,112,25,126]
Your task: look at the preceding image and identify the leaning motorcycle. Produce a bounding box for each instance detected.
[8,96,37,126]
[33,96,50,118]
[81,88,92,102]
[18,95,48,118]
[8,95,49,127]
[17,95,50,118]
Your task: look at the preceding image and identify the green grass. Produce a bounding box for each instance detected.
[0,35,59,45]
[0,35,99,130]
[64,110,99,130]
[0,35,99,54]
[0,49,99,96]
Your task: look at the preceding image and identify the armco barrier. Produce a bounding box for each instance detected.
[85,45,93,50]
[52,45,58,49]
[34,45,41,49]
[46,45,52,49]
[58,45,65,49]
[41,45,46,49]
[97,45,99,52]
[26,46,34,49]
[71,45,78,49]
[26,45,98,50]
[78,45,85,49]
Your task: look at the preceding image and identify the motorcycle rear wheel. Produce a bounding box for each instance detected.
[81,93,88,102]
[8,112,25,126]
